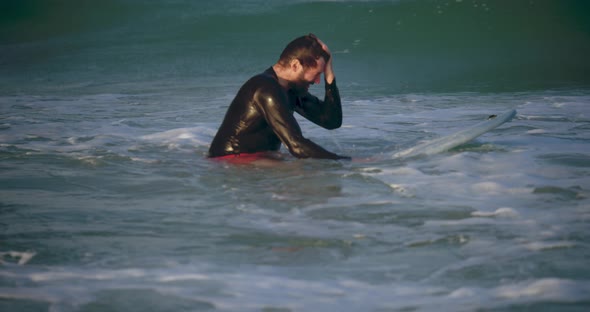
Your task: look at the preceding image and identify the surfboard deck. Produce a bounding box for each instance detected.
[392,109,517,159]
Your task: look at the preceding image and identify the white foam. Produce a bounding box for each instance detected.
[0,251,36,265]
[388,184,414,197]
[448,287,477,298]
[141,126,214,149]
[360,165,423,177]
[424,218,496,227]
[523,241,576,251]
[471,207,519,218]
[527,129,546,134]
[30,268,146,282]
[494,278,590,302]
[158,273,210,282]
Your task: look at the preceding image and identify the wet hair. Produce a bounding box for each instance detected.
[277,33,330,69]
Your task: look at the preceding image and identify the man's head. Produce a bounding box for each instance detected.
[277,33,330,94]
[277,33,330,69]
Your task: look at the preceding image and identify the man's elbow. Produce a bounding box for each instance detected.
[323,119,342,130]
[322,118,342,130]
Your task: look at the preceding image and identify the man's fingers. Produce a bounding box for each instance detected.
[315,38,331,54]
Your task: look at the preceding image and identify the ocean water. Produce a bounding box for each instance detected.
[1,0,590,311]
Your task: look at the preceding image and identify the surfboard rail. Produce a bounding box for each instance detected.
[392,109,517,159]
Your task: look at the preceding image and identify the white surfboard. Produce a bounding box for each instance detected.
[392,109,517,159]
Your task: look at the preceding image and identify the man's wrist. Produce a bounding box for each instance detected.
[325,76,336,86]
[325,70,335,84]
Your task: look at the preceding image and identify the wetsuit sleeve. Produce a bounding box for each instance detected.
[294,78,342,130]
[256,84,349,160]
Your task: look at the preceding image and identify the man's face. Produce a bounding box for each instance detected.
[290,58,326,95]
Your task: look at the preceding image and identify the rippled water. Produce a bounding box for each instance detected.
[2,90,589,311]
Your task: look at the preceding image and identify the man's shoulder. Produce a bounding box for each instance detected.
[243,68,284,98]
[246,68,279,87]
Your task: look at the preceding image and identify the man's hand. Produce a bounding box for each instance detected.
[316,37,335,84]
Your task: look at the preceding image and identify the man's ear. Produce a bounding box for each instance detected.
[289,59,302,73]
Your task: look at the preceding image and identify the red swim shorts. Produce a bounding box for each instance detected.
[210,152,283,164]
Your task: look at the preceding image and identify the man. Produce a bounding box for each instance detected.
[208,34,350,161]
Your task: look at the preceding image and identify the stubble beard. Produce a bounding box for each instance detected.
[288,72,311,96]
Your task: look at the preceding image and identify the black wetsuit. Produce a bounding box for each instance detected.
[208,67,349,160]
